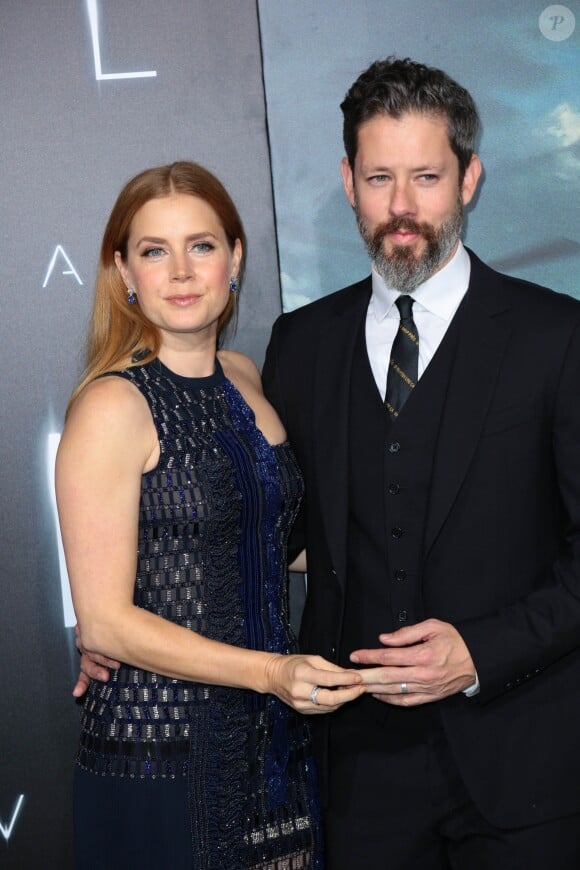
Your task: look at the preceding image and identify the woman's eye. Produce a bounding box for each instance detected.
[142,247,164,258]
[191,242,214,253]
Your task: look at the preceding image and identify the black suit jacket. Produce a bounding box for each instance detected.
[262,250,580,828]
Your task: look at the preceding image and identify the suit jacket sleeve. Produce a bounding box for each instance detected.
[458,316,580,703]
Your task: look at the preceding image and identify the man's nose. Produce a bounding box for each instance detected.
[388,181,416,217]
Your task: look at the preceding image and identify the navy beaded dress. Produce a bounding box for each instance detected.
[73,357,322,870]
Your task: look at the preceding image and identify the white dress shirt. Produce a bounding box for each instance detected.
[365,240,479,696]
[366,241,471,400]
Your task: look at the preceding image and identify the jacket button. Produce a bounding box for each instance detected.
[388,483,400,495]
[388,441,400,454]
[398,610,408,622]
[394,569,407,581]
[391,527,403,539]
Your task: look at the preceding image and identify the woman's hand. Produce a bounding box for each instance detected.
[264,654,364,714]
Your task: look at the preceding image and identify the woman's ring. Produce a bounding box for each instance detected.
[400,682,408,694]
[310,686,321,705]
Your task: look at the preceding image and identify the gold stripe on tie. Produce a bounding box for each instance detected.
[385,295,419,420]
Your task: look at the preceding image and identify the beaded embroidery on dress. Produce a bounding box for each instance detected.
[76,357,322,869]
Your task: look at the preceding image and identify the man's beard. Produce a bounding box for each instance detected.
[356,194,464,293]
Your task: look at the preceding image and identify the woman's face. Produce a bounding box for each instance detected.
[115,192,241,347]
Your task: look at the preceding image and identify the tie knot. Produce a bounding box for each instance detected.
[396,295,414,320]
[395,293,415,320]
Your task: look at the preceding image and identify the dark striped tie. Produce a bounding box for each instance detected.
[385,295,418,420]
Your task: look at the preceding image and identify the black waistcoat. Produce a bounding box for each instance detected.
[340,305,464,667]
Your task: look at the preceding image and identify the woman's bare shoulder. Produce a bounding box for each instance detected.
[62,374,157,469]
[218,350,262,391]
[68,374,149,424]
[218,351,287,445]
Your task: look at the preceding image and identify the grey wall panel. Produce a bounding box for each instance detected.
[1,2,278,866]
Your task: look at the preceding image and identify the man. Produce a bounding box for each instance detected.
[80,58,580,868]
[261,58,580,867]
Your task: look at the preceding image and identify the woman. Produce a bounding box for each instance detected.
[56,162,363,869]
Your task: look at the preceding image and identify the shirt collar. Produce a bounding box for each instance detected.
[369,240,471,323]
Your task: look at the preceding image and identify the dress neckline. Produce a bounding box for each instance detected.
[149,356,225,388]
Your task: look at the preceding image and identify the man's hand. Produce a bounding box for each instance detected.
[72,625,121,698]
[350,618,476,706]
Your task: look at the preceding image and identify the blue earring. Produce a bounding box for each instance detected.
[229,277,238,294]
[127,288,137,305]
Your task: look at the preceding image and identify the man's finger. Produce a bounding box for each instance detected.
[82,651,121,669]
[372,691,441,707]
[72,672,91,698]
[350,646,426,666]
[378,619,440,646]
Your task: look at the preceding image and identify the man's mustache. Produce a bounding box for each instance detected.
[372,217,437,244]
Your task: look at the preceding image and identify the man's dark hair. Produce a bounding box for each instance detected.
[341,56,480,181]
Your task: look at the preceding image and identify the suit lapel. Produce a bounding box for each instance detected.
[424,256,513,554]
[313,278,371,589]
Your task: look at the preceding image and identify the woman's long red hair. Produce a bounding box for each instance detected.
[67,161,246,416]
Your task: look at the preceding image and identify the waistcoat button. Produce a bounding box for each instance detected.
[388,441,400,454]
[391,527,403,539]
[388,483,400,495]
[398,610,408,622]
[394,569,407,581]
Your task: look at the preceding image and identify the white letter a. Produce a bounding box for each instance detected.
[43,245,84,288]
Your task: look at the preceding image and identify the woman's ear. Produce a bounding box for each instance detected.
[114,251,131,288]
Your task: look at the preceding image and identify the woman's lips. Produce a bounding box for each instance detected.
[165,294,201,306]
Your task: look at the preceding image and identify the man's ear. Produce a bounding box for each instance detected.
[341,157,356,208]
[461,154,482,207]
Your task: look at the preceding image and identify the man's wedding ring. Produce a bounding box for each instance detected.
[400,682,409,694]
